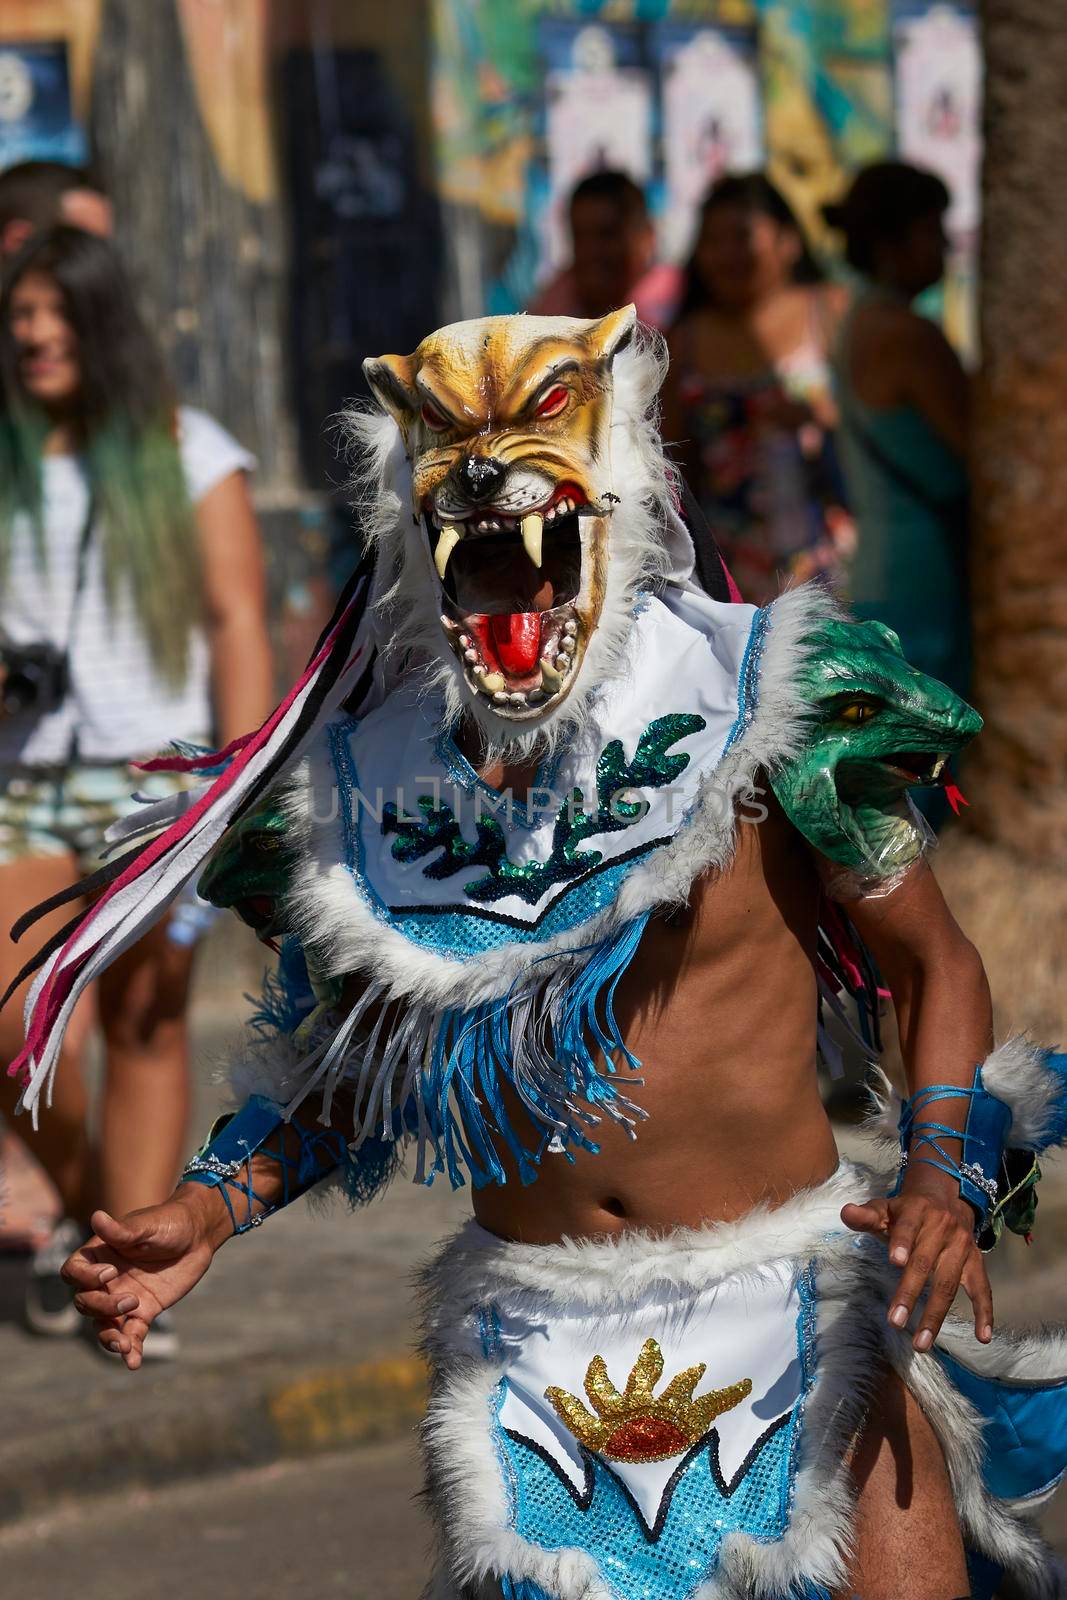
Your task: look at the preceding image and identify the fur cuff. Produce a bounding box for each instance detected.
[866,1041,1067,1154]
[980,1037,1067,1151]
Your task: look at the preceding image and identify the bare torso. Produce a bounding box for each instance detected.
[464,743,839,1244]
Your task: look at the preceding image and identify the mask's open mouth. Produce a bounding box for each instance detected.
[234,894,280,937]
[881,751,949,786]
[426,482,600,716]
[838,749,950,801]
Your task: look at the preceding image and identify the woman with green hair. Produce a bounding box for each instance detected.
[0,225,274,1354]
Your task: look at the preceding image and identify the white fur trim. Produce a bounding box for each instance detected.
[886,1310,1065,1596]
[862,1064,904,1143]
[423,1354,610,1600]
[421,1160,866,1331]
[279,579,839,1009]
[232,582,841,1156]
[981,1036,1066,1149]
[417,1171,1067,1599]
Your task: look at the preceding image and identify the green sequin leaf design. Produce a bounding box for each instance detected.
[381,713,706,906]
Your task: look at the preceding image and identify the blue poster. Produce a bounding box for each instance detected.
[0,41,87,172]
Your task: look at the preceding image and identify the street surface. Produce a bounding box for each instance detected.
[0,1441,431,1600]
[2,1435,1064,1599]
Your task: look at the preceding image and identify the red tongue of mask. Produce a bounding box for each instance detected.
[487,613,541,677]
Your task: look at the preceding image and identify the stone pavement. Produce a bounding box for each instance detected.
[0,1158,466,1524]
[1,1437,1064,1600]
[0,944,466,1527]
[2,936,1067,1546]
[0,1442,432,1600]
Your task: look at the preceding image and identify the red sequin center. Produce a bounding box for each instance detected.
[603,1415,690,1462]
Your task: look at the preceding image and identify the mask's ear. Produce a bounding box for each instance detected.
[363,353,419,427]
[584,303,638,366]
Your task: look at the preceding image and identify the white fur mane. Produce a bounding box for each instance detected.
[342,327,677,761]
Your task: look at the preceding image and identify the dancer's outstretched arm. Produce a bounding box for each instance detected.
[61,1083,357,1370]
[838,858,996,1352]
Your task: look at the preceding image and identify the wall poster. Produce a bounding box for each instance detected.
[539,20,653,276]
[0,39,86,170]
[893,1,981,239]
[892,1,981,353]
[652,22,763,265]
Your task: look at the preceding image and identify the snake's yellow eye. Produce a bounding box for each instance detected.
[839,700,879,724]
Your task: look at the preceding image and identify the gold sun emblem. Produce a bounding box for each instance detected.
[545,1338,753,1465]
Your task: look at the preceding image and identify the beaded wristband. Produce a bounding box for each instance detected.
[181,1094,350,1235]
[892,1068,1011,1228]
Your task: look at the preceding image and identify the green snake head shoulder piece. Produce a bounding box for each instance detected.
[197,797,345,1028]
[771,618,982,881]
[197,798,295,943]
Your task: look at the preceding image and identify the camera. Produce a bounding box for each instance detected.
[0,642,70,716]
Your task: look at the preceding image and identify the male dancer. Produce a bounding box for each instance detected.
[22,308,1067,1600]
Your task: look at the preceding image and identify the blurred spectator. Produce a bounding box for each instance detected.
[0,159,115,1259]
[826,162,970,699]
[661,173,853,605]
[529,170,681,331]
[0,227,273,1354]
[0,160,113,257]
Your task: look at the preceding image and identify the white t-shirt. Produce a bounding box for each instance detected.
[0,407,256,767]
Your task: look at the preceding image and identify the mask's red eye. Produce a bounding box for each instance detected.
[420,400,449,430]
[535,384,569,418]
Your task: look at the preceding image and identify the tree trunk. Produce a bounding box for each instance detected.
[87,0,297,499]
[968,0,1067,861]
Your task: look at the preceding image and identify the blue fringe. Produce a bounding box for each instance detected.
[500,1581,556,1600]
[249,937,401,1207]
[251,916,652,1197]
[248,936,319,1037]
[337,1132,403,1208]
[420,912,651,1192]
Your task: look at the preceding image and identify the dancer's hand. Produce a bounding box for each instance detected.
[841,1167,994,1353]
[61,1187,232,1370]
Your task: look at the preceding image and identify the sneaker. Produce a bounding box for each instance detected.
[140,1308,179,1362]
[24,1217,85,1337]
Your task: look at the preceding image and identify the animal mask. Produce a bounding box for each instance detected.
[771,618,982,878]
[362,307,639,729]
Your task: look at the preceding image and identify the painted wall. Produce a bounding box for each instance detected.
[431,0,978,351]
[0,0,979,504]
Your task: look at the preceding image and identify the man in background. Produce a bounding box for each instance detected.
[529,169,681,331]
[0,159,112,257]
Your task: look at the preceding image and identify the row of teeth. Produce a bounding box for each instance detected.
[434,498,581,582]
[459,619,577,706]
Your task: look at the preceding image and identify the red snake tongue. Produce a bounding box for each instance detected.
[488,613,541,678]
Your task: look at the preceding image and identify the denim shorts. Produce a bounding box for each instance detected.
[0,760,200,874]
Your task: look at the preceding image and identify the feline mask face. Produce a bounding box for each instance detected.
[363,307,636,725]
